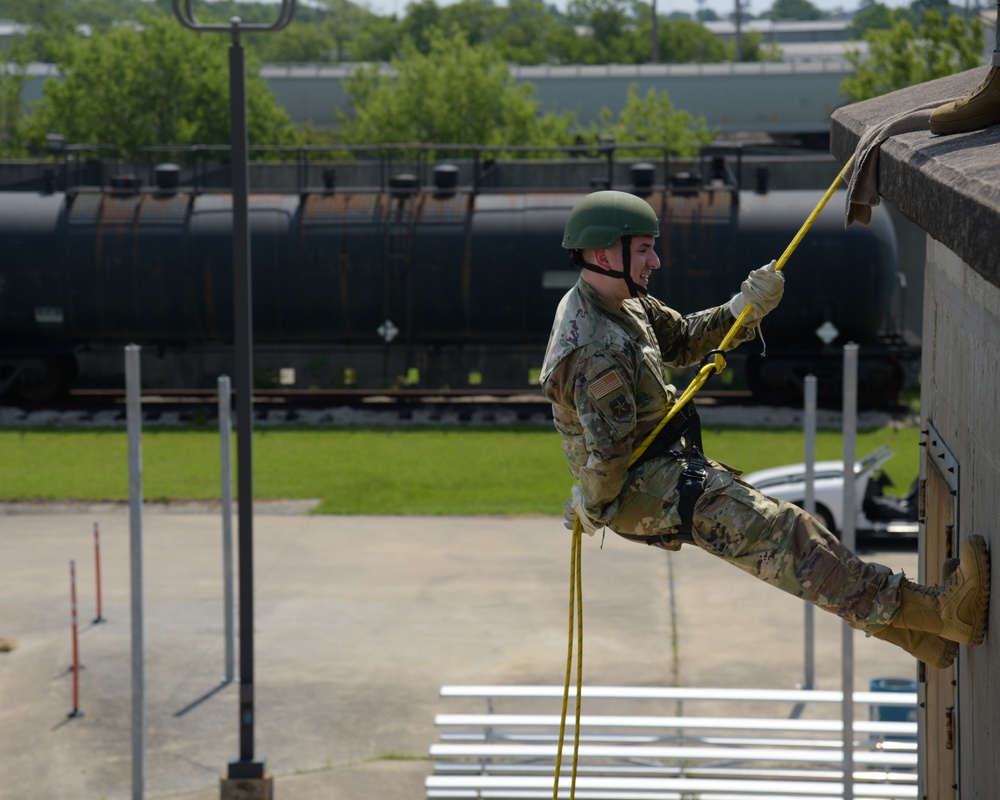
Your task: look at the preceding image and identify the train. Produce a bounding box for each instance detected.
[0,148,915,406]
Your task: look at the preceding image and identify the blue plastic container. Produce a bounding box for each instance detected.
[869,676,917,740]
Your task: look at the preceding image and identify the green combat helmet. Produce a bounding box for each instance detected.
[562,190,660,296]
[562,190,660,249]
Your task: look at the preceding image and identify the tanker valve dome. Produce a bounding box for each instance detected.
[630,162,656,193]
[155,163,181,191]
[389,173,419,195]
[433,163,459,193]
[46,133,66,154]
[669,171,700,196]
[111,173,141,194]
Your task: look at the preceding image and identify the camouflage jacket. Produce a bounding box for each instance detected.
[539,277,754,525]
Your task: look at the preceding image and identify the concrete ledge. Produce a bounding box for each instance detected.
[830,66,1000,290]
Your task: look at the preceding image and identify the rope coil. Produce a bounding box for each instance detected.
[553,154,855,800]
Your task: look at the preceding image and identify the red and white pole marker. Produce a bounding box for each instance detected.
[93,522,105,623]
[68,560,84,719]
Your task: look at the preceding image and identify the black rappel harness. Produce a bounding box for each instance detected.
[619,400,710,550]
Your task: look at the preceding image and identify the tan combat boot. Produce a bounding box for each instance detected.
[930,61,1000,135]
[889,535,991,645]
[870,558,960,668]
[870,626,958,669]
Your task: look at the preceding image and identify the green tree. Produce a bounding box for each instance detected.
[763,0,824,20]
[22,14,297,157]
[0,0,70,24]
[656,18,729,62]
[491,0,567,64]
[438,0,506,47]
[566,0,643,63]
[338,26,576,147]
[908,0,952,23]
[590,84,715,157]
[741,31,784,62]
[397,0,445,54]
[247,16,354,64]
[0,44,30,157]
[846,2,906,39]
[350,14,406,62]
[542,20,595,64]
[841,10,984,102]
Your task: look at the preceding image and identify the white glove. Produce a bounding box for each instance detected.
[729,260,783,322]
[563,484,601,536]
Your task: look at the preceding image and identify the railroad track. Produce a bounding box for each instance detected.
[2,388,754,427]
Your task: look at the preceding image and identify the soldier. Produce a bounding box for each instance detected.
[540,190,990,668]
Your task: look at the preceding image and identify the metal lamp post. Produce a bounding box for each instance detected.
[171,0,296,783]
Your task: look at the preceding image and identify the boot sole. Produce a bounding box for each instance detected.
[964,534,991,646]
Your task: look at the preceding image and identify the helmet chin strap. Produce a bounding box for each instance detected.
[579,236,646,298]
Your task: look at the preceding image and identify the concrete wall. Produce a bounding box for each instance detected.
[827,65,1000,800]
[921,237,1000,797]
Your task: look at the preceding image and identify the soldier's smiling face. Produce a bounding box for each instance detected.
[597,235,660,302]
[625,235,660,293]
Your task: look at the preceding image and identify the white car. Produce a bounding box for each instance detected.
[742,445,919,541]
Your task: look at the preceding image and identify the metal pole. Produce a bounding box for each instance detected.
[68,559,83,718]
[789,375,817,719]
[228,23,262,775]
[170,3,294,779]
[841,344,859,800]
[93,522,105,624]
[802,375,817,692]
[650,0,659,63]
[125,343,145,800]
[219,375,235,684]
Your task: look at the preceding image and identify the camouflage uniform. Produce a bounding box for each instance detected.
[540,278,903,632]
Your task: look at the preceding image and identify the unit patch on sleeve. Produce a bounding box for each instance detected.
[608,394,634,423]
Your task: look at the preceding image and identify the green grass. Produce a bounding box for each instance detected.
[0,423,921,514]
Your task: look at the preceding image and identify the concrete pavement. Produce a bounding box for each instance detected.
[0,506,919,800]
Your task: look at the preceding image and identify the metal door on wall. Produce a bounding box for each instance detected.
[919,420,959,800]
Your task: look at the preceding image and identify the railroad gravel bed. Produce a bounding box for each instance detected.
[0,402,907,429]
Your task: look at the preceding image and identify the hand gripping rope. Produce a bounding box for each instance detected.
[553,154,856,800]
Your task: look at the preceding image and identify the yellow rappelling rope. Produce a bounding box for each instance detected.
[553,153,855,800]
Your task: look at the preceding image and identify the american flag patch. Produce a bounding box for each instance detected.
[590,370,623,399]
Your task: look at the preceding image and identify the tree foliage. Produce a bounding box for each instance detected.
[763,0,824,20]
[339,31,715,157]
[338,27,576,148]
[0,0,754,156]
[22,14,297,158]
[588,84,715,157]
[656,18,730,62]
[248,5,371,64]
[0,46,30,157]
[840,10,984,102]
[846,2,909,39]
[491,0,569,64]
[0,0,796,67]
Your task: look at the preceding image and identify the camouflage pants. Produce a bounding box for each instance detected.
[611,455,904,632]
